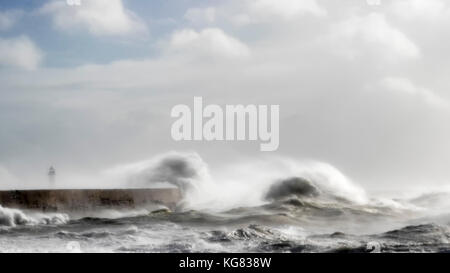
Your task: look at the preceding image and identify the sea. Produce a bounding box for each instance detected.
[1,152,450,253]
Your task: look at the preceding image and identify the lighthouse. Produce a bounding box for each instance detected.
[48,166,56,185]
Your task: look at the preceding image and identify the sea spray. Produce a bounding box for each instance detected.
[0,205,69,227]
[104,152,369,211]
[0,205,30,226]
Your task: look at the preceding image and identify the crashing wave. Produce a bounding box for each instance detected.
[265,177,320,201]
[0,205,69,227]
[105,152,372,212]
[0,205,30,226]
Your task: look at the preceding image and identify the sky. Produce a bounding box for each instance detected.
[0,0,449,190]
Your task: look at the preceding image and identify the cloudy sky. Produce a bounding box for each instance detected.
[0,0,449,190]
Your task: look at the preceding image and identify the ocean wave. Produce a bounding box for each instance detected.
[104,152,372,213]
[3,152,450,253]
[0,205,69,227]
[265,177,320,201]
[380,224,450,243]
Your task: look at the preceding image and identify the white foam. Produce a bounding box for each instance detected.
[0,205,69,227]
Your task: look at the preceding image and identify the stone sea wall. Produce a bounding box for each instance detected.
[0,188,182,212]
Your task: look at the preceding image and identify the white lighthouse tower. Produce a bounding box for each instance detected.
[48,166,56,186]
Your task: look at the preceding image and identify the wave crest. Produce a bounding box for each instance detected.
[0,205,69,227]
[265,177,320,201]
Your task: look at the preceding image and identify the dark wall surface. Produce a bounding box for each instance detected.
[0,188,181,212]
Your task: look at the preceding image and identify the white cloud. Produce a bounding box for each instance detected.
[184,7,216,24]
[229,13,252,26]
[40,0,147,36]
[2,1,450,187]
[381,77,448,108]
[249,0,326,19]
[215,0,325,26]
[332,13,420,60]
[0,10,22,31]
[168,28,250,59]
[0,36,43,70]
[390,0,448,21]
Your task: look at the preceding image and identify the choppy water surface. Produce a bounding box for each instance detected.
[1,153,450,253]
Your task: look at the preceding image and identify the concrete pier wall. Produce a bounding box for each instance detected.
[0,188,182,212]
